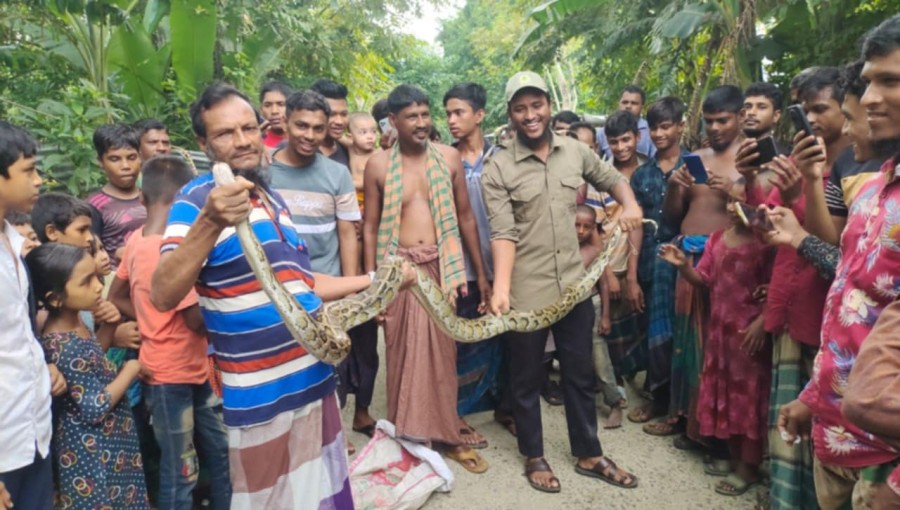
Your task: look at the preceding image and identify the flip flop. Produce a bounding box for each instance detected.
[524,457,561,493]
[459,426,488,449]
[703,459,732,477]
[352,423,376,438]
[642,420,679,436]
[715,473,756,496]
[444,447,489,474]
[574,457,638,489]
[627,407,653,424]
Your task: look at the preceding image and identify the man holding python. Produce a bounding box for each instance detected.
[150,84,403,509]
[482,71,645,493]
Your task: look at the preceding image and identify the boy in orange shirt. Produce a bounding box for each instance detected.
[108,156,231,509]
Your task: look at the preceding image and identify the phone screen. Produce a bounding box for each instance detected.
[683,154,708,184]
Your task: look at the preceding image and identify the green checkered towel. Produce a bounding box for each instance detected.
[376,142,466,291]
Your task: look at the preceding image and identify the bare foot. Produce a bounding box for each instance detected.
[604,405,624,429]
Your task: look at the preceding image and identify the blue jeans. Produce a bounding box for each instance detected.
[144,382,231,510]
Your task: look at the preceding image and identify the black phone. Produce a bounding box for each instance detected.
[787,105,819,145]
[682,154,708,184]
[750,136,778,167]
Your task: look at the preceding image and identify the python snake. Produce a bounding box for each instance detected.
[212,162,650,365]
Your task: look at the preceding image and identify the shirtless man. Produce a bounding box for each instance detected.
[653,85,744,444]
[362,84,490,473]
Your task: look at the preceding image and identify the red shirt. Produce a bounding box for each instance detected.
[262,131,285,149]
[746,183,830,346]
[799,158,900,468]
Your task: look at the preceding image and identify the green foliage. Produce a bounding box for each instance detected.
[5,83,126,197]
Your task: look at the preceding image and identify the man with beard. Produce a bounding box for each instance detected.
[482,71,642,493]
[311,79,351,166]
[259,81,291,151]
[363,84,490,474]
[654,86,744,445]
[779,15,900,509]
[151,84,403,509]
[741,82,784,195]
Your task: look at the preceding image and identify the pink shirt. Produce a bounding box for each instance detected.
[799,159,900,468]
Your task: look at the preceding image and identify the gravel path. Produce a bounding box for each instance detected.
[342,340,763,510]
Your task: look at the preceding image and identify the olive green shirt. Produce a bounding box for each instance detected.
[482,134,625,312]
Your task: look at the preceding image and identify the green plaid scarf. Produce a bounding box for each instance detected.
[376,142,466,291]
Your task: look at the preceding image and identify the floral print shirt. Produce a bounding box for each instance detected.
[800,158,900,468]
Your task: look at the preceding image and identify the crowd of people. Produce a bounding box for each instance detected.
[2,12,900,510]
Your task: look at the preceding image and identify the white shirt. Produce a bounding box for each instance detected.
[0,220,52,472]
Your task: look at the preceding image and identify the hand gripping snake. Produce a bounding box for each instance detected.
[212,162,654,365]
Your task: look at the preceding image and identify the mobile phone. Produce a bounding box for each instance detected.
[736,202,774,231]
[378,117,392,134]
[750,136,778,167]
[787,105,819,145]
[683,154,708,184]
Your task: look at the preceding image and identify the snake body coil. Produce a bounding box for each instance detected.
[212,162,642,365]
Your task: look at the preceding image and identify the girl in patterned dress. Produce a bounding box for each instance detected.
[659,198,774,497]
[26,243,149,510]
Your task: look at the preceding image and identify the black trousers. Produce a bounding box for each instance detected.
[505,298,603,459]
[337,319,380,409]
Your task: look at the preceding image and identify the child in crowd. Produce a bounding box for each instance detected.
[658,198,774,497]
[0,122,59,510]
[5,210,40,256]
[108,156,232,510]
[90,237,112,279]
[576,205,626,428]
[347,112,378,213]
[87,124,147,268]
[26,242,150,509]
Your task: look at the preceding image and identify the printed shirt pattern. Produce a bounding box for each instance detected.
[161,174,334,428]
[799,158,900,468]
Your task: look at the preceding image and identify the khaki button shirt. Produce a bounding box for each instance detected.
[482,134,625,311]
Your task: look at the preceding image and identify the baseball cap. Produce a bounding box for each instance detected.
[505,71,549,104]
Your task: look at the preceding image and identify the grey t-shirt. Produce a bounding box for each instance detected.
[269,153,361,276]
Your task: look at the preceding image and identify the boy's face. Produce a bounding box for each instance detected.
[445,98,484,140]
[608,130,639,163]
[99,147,140,192]
[575,212,595,244]
[0,155,42,213]
[261,91,287,134]
[349,118,378,152]
[47,215,94,249]
[802,87,845,146]
[649,120,684,152]
[139,129,171,160]
[703,111,741,151]
[574,127,597,151]
[324,98,349,141]
[13,223,40,256]
[842,94,874,162]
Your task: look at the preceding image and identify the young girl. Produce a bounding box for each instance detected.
[26,243,149,510]
[658,199,774,497]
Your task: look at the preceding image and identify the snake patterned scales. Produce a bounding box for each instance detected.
[211,162,651,365]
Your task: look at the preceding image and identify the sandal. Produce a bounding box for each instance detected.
[715,473,756,496]
[524,457,561,493]
[352,423,376,438]
[443,447,489,474]
[459,425,488,449]
[642,419,680,436]
[703,459,732,477]
[574,456,638,489]
[627,407,653,424]
[541,380,564,406]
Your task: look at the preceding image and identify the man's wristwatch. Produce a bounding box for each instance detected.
[367,271,376,283]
